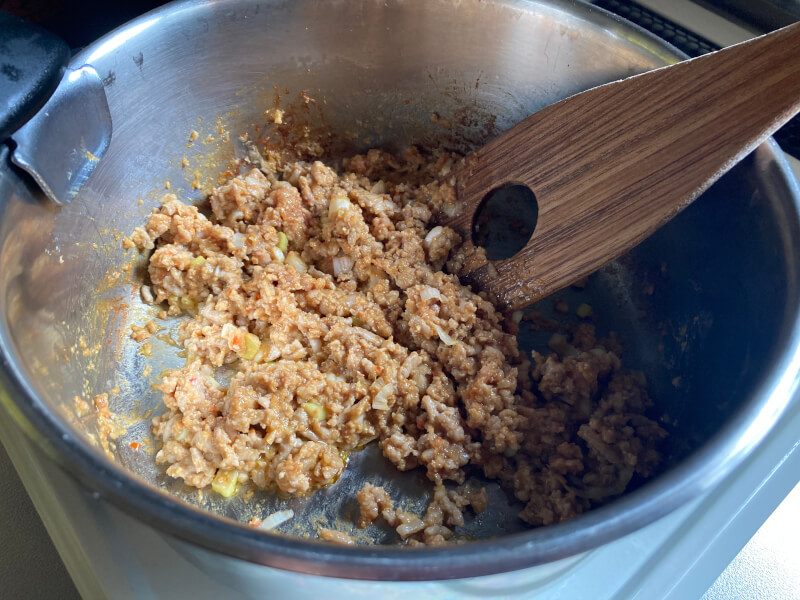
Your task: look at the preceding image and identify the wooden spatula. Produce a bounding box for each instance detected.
[440,21,800,311]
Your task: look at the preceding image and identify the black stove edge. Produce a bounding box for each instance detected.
[590,0,800,160]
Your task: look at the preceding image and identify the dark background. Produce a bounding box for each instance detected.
[1,0,166,48]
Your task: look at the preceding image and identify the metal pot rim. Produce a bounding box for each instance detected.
[2,0,800,581]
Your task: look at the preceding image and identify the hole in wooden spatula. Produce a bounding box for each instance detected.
[472,184,538,261]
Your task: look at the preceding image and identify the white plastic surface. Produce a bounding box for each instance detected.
[1,387,799,600]
[703,480,800,600]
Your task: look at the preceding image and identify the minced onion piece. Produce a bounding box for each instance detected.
[351,190,398,215]
[332,256,354,276]
[434,323,457,346]
[260,509,295,530]
[325,373,345,385]
[277,231,289,253]
[442,202,458,218]
[271,247,286,263]
[372,383,394,410]
[264,345,281,362]
[211,469,238,498]
[140,285,154,304]
[424,225,444,246]
[328,190,351,217]
[512,310,524,323]
[396,516,425,538]
[178,296,198,315]
[252,346,265,363]
[420,286,441,302]
[309,338,322,352]
[174,425,191,443]
[302,401,327,421]
[240,332,261,360]
[286,251,307,271]
[286,165,303,185]
[232,233,246,249]
[354,327,383,346]
[411,369,429,392]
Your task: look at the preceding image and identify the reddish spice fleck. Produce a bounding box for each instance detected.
[130,442,142,451]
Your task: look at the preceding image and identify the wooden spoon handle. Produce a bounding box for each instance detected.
[443,21,800,311]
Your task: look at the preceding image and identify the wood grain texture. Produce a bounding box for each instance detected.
[442,21,800,311]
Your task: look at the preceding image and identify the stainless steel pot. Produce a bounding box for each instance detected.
[1,0,799,582]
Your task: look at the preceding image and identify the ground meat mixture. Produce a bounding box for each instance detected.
[135,147,666,545]
[318,528,356,545]
[356,481,490,546]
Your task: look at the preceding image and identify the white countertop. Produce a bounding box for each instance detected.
[704,480,800,600]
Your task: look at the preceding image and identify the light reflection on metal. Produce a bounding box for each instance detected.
[10,65,112,205]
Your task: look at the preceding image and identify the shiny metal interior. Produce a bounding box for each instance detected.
[10,64,112,206]
[1,0,800,581]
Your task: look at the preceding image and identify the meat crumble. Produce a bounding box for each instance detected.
[133,147,667,545]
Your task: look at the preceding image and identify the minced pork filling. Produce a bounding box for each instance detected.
[130,147,667,545]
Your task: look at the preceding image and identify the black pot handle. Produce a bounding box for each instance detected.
[0,10,71,141]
